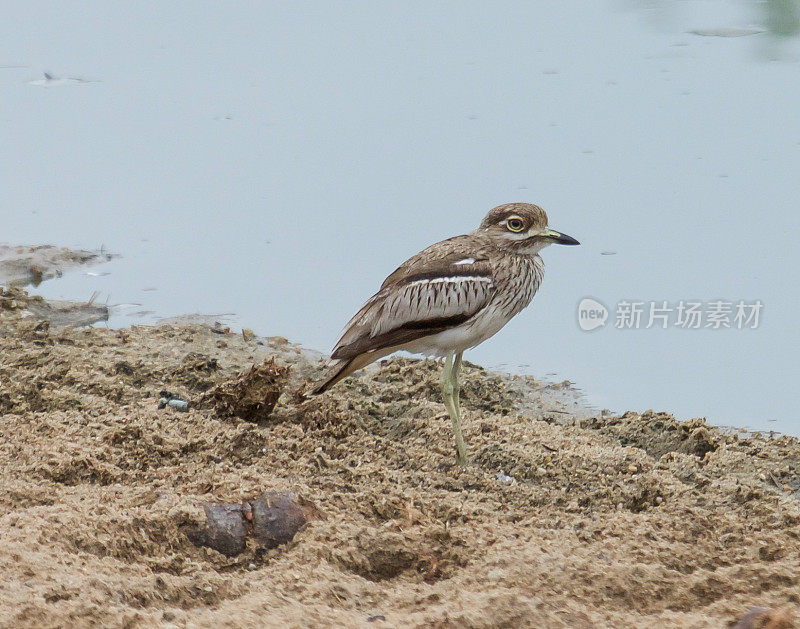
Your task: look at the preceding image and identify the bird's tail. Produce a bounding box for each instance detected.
[306,354,373,396]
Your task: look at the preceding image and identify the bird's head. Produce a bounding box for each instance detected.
[478,202,579,255]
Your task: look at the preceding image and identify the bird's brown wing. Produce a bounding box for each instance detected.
[330,237,495,360]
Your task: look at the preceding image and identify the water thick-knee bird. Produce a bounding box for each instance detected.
[308,202,579,464]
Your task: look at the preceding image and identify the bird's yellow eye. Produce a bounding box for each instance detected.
[506,217,525,232]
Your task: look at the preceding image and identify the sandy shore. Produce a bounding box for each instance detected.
[0,283,798,628]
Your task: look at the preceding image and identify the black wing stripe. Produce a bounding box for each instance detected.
[330,313,474,361]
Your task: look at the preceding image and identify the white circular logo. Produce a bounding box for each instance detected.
[578,297,608,331]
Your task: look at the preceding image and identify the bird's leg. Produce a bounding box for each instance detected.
[451,351,468,465]
[441,352,468,466]
[452,351,463,415]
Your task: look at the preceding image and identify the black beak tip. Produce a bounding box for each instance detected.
[558,234,580,246]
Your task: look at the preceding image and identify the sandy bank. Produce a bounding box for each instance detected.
[0,287,798,628]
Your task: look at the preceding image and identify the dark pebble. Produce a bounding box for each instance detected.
[249,491,309,549]
[187,504,247,557]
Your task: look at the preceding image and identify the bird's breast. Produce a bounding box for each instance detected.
[492,254,544,318]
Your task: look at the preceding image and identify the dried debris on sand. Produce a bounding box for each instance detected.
[198,358,290,421]
[0,289,799,628]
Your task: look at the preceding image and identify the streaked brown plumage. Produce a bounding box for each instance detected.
[309,202,579,464]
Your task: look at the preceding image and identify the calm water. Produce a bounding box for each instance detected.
[3,1,799,433]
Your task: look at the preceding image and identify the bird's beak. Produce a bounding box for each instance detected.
[539,229,580,246]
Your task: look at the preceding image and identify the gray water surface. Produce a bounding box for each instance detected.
[3,1,799,432]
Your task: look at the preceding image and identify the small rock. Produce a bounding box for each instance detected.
[249,491,314,549]
[732,606,794,629]
[186,504,247,557]
[211,321,230,334]
[627,464,638,474]
[158,396,190,412]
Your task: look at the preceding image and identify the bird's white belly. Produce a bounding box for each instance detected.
[402,302,514,357]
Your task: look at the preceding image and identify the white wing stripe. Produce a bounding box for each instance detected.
[408,276,493,287]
